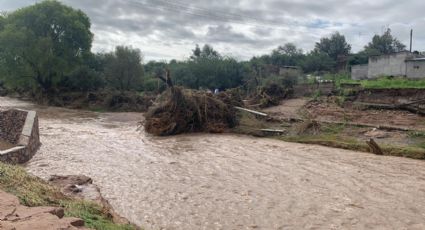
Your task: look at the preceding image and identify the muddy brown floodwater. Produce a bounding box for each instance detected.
[2,97,425,229]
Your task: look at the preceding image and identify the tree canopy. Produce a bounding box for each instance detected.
[104,46,144,92]
[314,32,351,61]
[170,44,244,90]
[364,28,406,55]
[0,0,93,93]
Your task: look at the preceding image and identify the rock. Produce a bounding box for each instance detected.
[0,189,88,229]
[68,217,85,227]
[48,174,135,227]
[0,190,20,220]
[50,207,65,218]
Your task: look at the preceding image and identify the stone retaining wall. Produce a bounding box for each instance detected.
[0,110,27,144]
[0,110,40,164]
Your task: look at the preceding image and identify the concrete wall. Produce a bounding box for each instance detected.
[406,60,425,79]
[351,64,369,80]
[0,110,40,164]
[367,52,411,79]
[0,110,27,144]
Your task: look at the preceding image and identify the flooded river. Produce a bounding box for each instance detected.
[2,97,425,229]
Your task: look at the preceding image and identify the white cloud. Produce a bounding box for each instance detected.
[1,0,425,60]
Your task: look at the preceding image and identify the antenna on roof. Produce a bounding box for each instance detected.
[410,29,413,53]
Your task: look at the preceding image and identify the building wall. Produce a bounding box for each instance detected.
[351,64,368,80]
[406,61,425,79]
[367,52,411,79]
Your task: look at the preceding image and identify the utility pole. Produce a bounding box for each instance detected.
[410,29,413,52]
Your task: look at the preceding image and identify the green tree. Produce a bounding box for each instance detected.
[169,44,243,90]
[349,51,369,65]
[301,51,335,73]
[270,43,304,67]
[0,0,93,94]
[315,32,351,60]
[190,44,201,59]
[364,28,406,55]
[273,43,303,56]
[191,44,220,60]
[104,46,144,91]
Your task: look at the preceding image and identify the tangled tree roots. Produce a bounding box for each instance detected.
[249,83,293,108]
[144,87,237,136]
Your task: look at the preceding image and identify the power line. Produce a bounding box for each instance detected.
[127,0,291,30]
[154,0,281,26]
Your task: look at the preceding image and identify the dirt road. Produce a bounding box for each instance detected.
[2,97,425,229]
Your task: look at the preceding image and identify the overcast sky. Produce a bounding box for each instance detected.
[1,0,425,61]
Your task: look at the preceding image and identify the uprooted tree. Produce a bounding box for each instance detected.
[143,70,238,136]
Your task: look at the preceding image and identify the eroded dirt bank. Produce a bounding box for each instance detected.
[2,97,425,229]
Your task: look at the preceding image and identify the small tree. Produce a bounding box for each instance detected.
[273,43,303,57]
[315,32,351,61]
[364,28,406,55]
[104,46,144,92]
[301,51,335,73]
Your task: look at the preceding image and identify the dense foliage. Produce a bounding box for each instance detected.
[0,0,93,94]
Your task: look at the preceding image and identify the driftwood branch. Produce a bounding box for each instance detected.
[157,68,173,88]
[234,106,268,117]
[366,138,383,155]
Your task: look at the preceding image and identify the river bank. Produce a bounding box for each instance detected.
[0,162,135,230]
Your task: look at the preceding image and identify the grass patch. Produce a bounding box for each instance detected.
[339,76,425,89]
[277,134,425,160]
[279,134,369,152]
[0,162,136,230]
[232,112,270,136]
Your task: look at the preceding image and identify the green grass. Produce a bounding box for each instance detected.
[277,134,425,160]
[339,76,425,89]
[232,112,270,136]
[0,162,136,230]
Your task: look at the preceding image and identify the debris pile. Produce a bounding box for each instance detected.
[144,87,237,136]
[252,83,293,108]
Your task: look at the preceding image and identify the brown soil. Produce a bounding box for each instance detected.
[304,99,425,131]
[0,189,89,229]
[261,97,425,149]
[262,98,308,118]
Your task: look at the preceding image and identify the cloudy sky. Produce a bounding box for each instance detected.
[1,0,425,61]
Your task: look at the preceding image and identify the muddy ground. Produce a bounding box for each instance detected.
[258,97,425,152]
